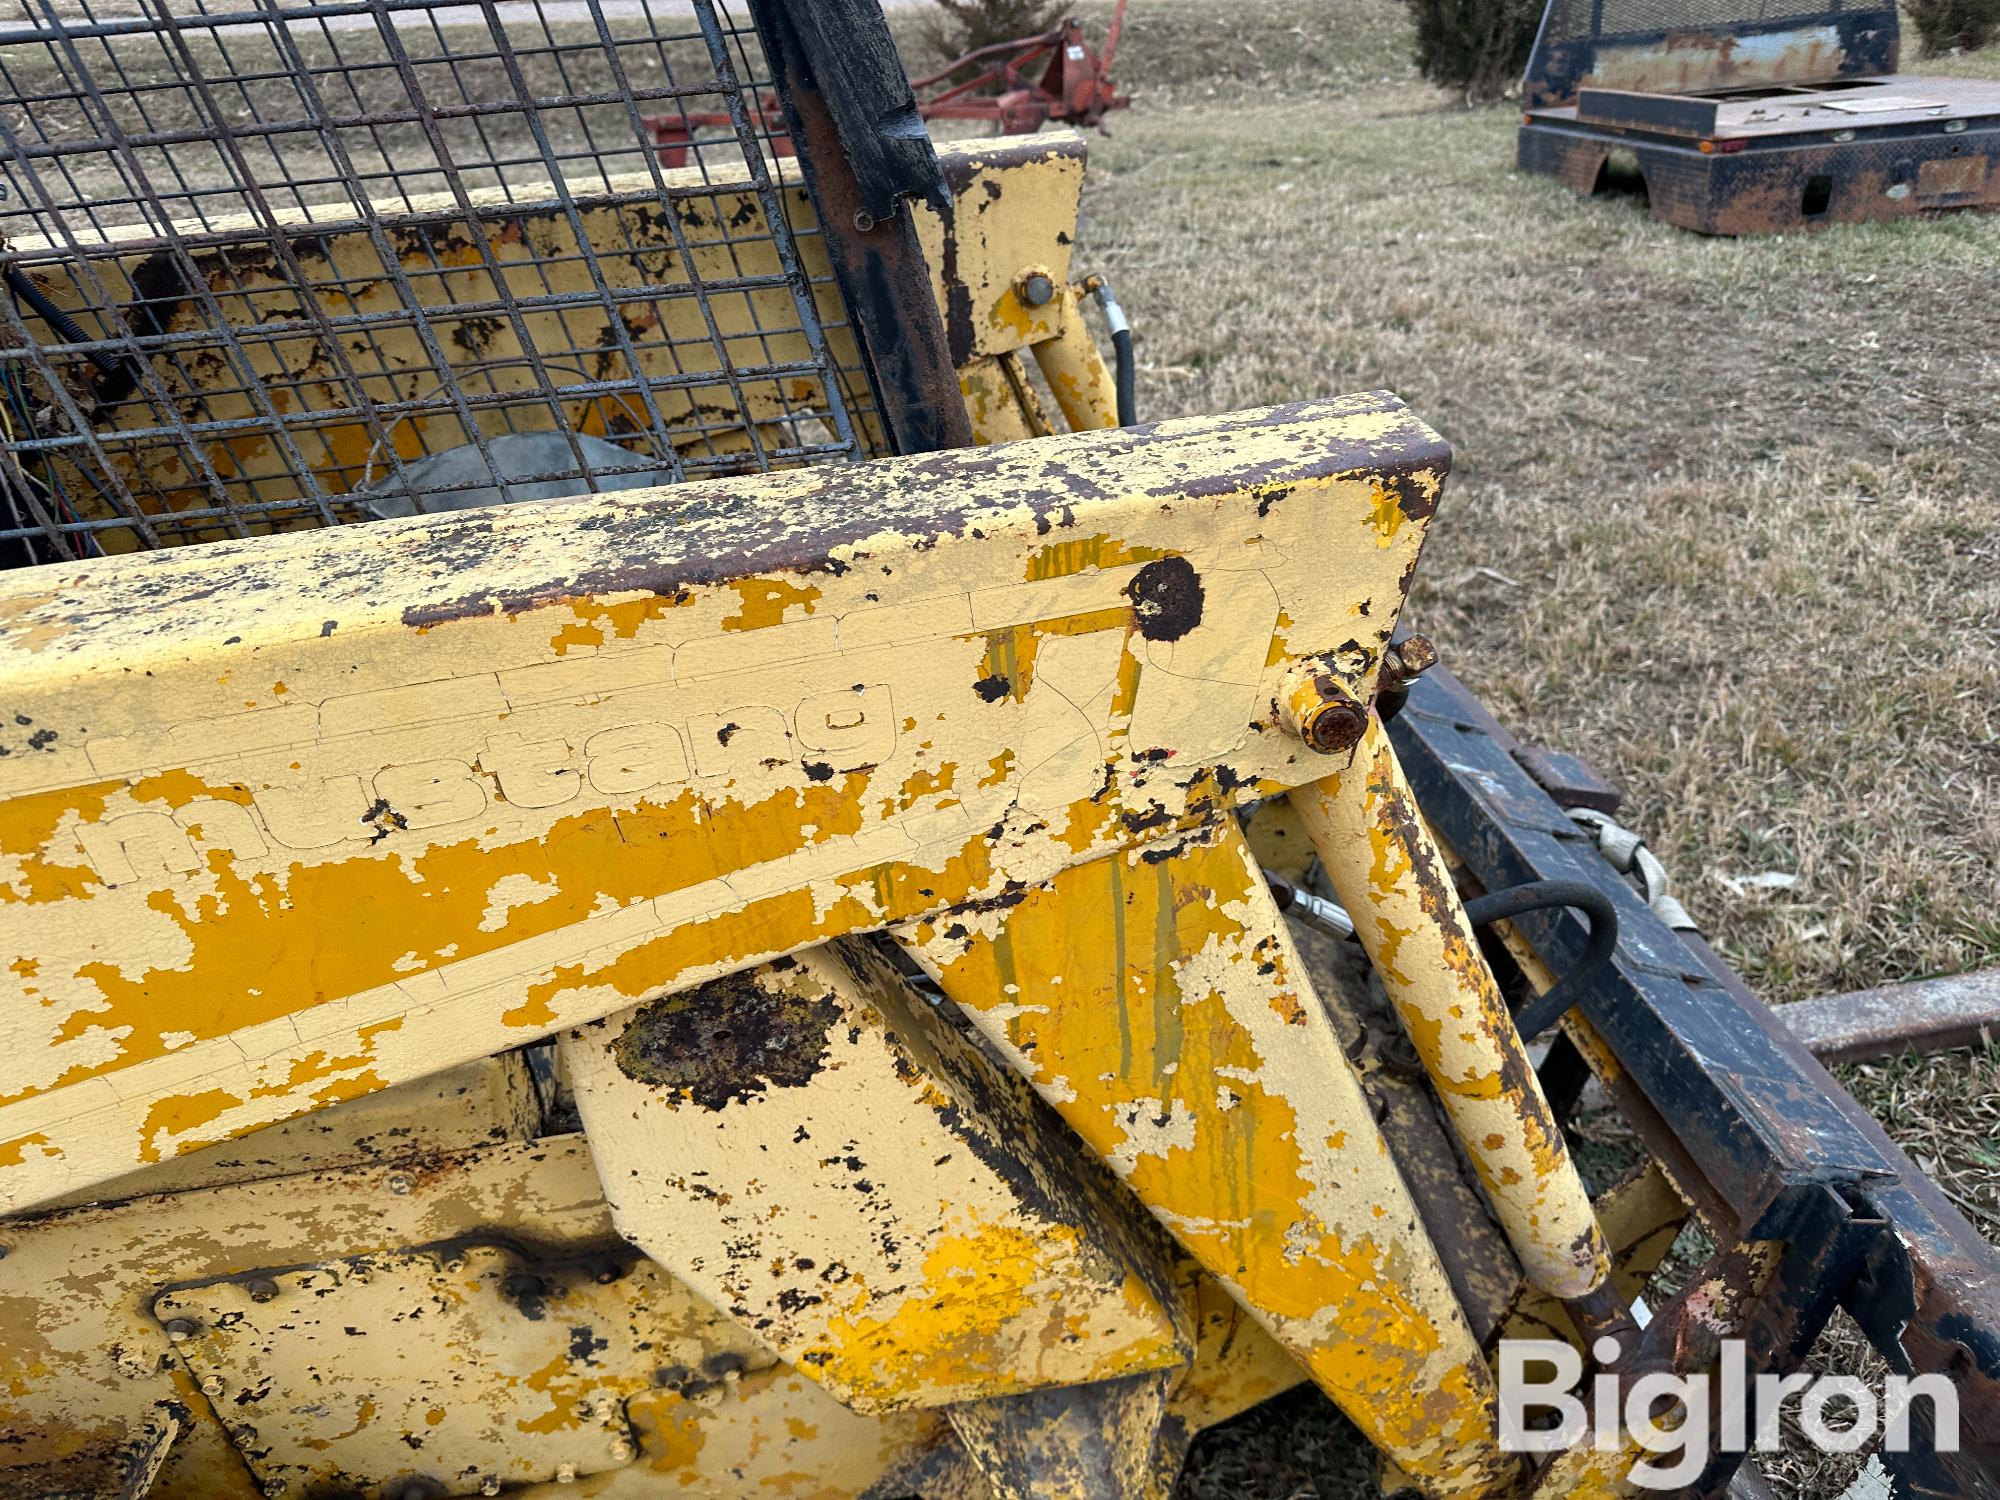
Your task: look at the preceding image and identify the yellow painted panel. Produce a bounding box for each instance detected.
[0,394,1445,1212]
[564,939,1188,1412]
[900,819,1516,1497]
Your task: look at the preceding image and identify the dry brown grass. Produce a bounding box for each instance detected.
[1069,9,2000,1010]
[1017,0,2000,1494]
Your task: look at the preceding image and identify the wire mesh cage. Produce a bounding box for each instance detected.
[0,0,879,565]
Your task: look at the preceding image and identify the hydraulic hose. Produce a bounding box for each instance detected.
[1090,276,1136,426]
[5,268,123,377]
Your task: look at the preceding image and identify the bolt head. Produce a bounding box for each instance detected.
[165,1318,197,1342]
[386,1172,413,1195]
[852,208,876,233]
[480,1481,501,1498]
[555,1463,578,1484]
[246,1277,280,1304]
[199,1375,224,1397]
[1298,689,1368,755]
[1018,271,1055,307]
[1388,633,1439,682]
[609,1437,635,1462]
[262,1482,285,1498]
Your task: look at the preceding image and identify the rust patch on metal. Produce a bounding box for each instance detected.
[1125,556,1203,642]
[611,967,844,1111]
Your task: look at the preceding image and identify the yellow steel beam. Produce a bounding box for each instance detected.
[0,393,1444,1213]
[1291,717,1615,1306]
[561,938,1189,1413]
[899,818,1519,1496]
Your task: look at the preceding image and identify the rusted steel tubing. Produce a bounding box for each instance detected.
[1290,714,1614,1304]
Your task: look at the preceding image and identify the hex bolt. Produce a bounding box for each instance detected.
[479,1480,501,1498]
[1016,270,1055,307]
[386,1172,413,1195]
[246,1277,280,1304]
[1381,633,1439,693]
[262,1482,285,1498]
[164,1318,197,1343]
[199,1374,224,1398]
[555,1463,578,1484]
[608,1437,635,1462]
[1280,667,1370,756]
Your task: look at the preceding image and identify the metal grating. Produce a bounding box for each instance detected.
[0,0,878,564]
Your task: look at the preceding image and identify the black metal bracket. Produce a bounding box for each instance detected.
[1391,668,2000,1494]
[748,0,974,456]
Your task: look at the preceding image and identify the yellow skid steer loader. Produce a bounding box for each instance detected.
[0,2,1990,1497]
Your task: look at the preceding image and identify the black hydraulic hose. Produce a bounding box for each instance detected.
[1461,879,1620,1040]
[1091,277,1136,426]
[5,268,124,377]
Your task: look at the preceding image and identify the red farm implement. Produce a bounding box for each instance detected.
[645,3,1128,167]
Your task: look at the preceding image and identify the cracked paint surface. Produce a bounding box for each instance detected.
[563,939,1188,1413]
[898,819,1517,1496]
[0,394,1446,1212]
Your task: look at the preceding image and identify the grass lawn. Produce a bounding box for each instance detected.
[903,1,2000,1493]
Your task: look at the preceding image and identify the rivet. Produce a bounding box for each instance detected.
[386,1172,413,1195]
[165,1318,197,1342]
[115,1345,159,1379]
[200,1375,224,1398]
